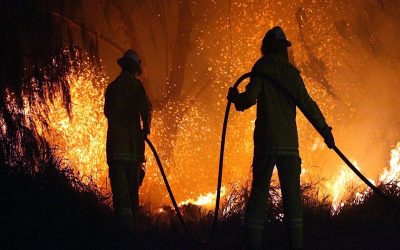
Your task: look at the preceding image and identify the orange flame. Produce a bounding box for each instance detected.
[380,142,400,185]
[26,62,400,213]
[179,187,226,210]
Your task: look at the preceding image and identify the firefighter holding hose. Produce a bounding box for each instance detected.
[227,26,335,249]
[104,49,152,230]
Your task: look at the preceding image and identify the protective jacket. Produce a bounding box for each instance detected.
[104,70,152,163]
[235,53,330,156]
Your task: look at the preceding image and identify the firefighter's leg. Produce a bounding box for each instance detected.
[108,160,134,225]
[126,161,140,221]
[245,155,276,250]
[276,156,303,249]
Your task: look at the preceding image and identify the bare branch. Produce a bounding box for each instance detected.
[49,10,124,54]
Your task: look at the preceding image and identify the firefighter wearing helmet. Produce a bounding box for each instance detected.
[104,49,152,229]
[227,26,335,249]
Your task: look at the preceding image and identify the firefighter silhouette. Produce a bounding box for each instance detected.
[104,49,152,229]
[227,26,335,249]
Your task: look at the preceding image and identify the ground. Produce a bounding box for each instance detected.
[1,165,400,250]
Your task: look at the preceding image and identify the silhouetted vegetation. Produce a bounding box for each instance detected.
[3,152,399,250]
[2,1,400,249]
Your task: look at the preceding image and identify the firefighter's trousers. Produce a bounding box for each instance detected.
[245,154,303,250]
[108,160,140,225]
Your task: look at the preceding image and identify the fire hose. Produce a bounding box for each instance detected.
[228,72,400,213]
[144,72,399,245]
[143,73,253,245]
[145,138,197,240]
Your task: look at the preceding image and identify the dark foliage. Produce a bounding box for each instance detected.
[216,178,400,249]
[0,143,191,250]
[0,144,112,249]
[2,150,400,249]
[1,1,399,249]
[0,0,100,174]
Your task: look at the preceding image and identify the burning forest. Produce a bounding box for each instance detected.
[1,0,400,249]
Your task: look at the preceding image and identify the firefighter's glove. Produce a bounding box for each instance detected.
[227,87,239,103]
[322,127,335,149]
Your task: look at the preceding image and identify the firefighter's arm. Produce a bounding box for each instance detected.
[293,73,335,147]
[228,65,263,111]
[293,74,329,131]
[137,83,152,135]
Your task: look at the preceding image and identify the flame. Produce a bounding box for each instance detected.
[326,161,373,214]
[327,142,400,214]
[26,58,230,210]
[179,187,226,210]
[22,0,400,214]
[328,162,359,213]
[25,61,400,213]
[379,142,400,186]
[26,63,400,214]
[28,62,109,189]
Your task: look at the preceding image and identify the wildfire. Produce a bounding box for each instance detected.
[326,161,377,214]
[25,59,400,214]
[327,142,400,214]
[26,58,228,210]
[327,161,363,213]
[379,142,400,186]
[179,187,226,210]
[23,0,400,214]
[28,60,109,189]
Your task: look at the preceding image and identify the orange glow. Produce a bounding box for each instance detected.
[326,161,367,214]
[25,58,400,213]
[25,1,400,213]
[380,142,400,186]
[179,187,226,210]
